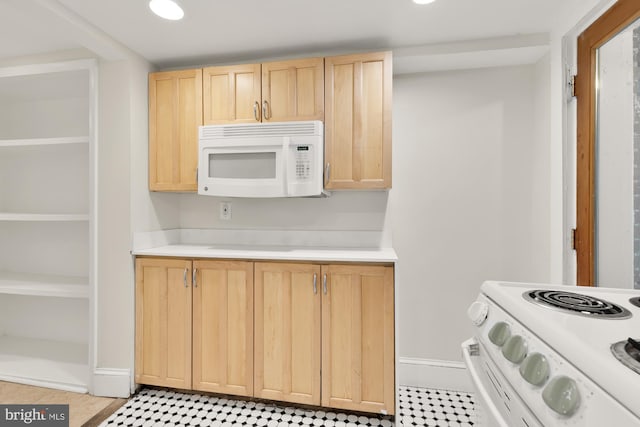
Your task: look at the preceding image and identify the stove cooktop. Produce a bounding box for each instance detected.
[481,281,640,419]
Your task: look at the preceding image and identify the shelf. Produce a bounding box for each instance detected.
[0,213,89,222]
[0,335,88,393]
[0,271,88,298]
[0,136,89,147]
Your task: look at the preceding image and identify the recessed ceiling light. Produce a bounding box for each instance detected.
[413,0,437,4]
[149,0,184,20]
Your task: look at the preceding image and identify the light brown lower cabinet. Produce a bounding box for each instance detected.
[254,262,322,405]
[135,258,192,389]
[135,257,254,396]
[192,259,254,395]
[135,257,395,415]
[322,264,395,414]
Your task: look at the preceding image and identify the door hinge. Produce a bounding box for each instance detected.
[571,228,577,251]
[569,74,577,98]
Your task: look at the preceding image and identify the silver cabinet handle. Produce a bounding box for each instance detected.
[193,267,197,288]
[262,100,270,120]
[254,101,260,121]
[325,163,330,184]
[183,268,188,288]
[313,273,317,294]
[323,274,327,295]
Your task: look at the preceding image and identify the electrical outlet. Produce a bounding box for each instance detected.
[219,202,232,220]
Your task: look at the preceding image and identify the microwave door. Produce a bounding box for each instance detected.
[201,144,284,197]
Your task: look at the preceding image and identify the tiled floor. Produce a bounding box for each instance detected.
[100,386,476,426]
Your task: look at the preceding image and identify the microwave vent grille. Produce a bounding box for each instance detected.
[200,121,322,139]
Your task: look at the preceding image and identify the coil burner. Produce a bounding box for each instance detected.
[524,290,632,319]
[612,338,640,375]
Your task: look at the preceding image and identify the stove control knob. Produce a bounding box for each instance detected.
[501,335,528,364]
[488,322,511,346]
[467,301,489,326]
[519,353,550,386]
[542,376,580,417]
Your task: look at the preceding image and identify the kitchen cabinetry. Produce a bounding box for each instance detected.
[135,258,192,389]
[322,264,395,414]
[192,259,254,395]
[324,51,392,189]
[149,51,393,193]
[148,69,202,192]
[254,262,321,405]
[135,257,254,396]
[0,59,96,392]
[202,64,261,124]
[135,256,394,414]
[203,57,323,124]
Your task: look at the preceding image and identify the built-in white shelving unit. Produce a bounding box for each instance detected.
[0,59,96,393]
[0,136,89,148]
[0,213,90,221]
[0,271,89,298]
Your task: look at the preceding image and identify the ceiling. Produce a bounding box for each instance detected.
[2,0,578,71]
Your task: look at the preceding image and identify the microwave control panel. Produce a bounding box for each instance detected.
[294,145,312,180]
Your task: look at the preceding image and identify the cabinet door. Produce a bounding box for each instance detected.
[148,69,202,192]
[254,262,321,405]
[135,257,192,389]
[321,264,395,414]
[324,52,392,189]
[192,260,254,396]
[261,58,324,122]
[203,64,262,124]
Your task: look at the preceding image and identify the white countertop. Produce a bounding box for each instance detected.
[132,244,397,263]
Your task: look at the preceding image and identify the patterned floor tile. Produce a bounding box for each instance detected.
[101,386,475,426]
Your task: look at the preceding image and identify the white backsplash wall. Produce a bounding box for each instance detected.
[391,63,551,362]
[178,191,393,247]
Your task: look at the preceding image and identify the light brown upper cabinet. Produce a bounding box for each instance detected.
[322,264,395,415]
[254,262,322,406]
[202,64,262,124]
[148,69,202,192]
[324,51,392,190]
[203,58,324,125]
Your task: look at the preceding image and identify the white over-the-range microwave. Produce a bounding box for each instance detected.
[197,120,324,198]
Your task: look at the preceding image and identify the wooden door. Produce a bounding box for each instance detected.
[324,52,392,189]
[135,257,192,389]
[203,64,262,124]
[575,0,640,286]
[148,69,202,192]
[254,262,321,405]
[192,260,254,396]
[261,58,324,122]
[321,264,395,414]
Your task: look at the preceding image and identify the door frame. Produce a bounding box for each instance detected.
[575,0,640,285]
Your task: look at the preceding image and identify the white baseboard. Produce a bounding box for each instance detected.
[398,357,472,392]
[92,368,131,398]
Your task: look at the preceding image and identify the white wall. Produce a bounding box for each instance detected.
[178,192,390,246]
[391,63,551,362]
[97,54,180,376]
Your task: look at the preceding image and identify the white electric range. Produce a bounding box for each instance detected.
[462,281,640,427]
